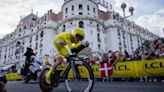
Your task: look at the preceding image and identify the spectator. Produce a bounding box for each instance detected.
[159,44,164,57]
[94,56,101,65]
[124,50,131,61]
[24,47,35,75]
[101,53,109,63]
[88,56,96,65]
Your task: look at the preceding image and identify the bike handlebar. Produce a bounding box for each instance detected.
[67,54,88,62]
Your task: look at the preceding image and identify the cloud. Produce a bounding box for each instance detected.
[156,8,164,15]
[0,0,63,38]
[135,8,164,37]
[114,0,164,37]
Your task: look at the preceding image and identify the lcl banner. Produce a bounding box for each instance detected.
[105,58,164,77]
[58,58,164,78]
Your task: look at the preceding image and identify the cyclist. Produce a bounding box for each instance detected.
[45,27,89,84]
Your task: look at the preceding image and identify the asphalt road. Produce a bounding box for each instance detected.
[6,81,164,92]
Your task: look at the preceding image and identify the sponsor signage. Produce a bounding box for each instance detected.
[58,57,164,77]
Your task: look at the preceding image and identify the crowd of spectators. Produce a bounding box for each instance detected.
[88,38,164,65]
[87,38,164,82]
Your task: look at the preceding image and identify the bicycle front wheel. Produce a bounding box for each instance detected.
[64,61,94,92]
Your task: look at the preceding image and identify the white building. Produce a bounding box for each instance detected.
[0,0,158,66]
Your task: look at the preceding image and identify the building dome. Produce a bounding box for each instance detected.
[62,0,98,19]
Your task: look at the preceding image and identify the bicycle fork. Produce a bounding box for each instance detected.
[71,61,81,80]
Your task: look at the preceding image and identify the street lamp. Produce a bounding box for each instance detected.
[115,3,135,54]
[121,3,134,18]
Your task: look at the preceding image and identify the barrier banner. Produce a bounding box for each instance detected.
[6,58,164,81]
[111,61,136,77]
[56,58,164,78]
[109,58,164,77]
[136,59,164,76]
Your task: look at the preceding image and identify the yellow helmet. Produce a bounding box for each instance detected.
[72,28,85,41]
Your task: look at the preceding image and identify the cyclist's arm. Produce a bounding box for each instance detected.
[65,39,85,54]
[65,39,81,49]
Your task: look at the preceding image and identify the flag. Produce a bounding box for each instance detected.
[100,63,113,77]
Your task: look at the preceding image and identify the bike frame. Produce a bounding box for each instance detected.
[58,56,85,80]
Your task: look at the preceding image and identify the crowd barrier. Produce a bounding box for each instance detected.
[6,58,164,80]
[60,58,164,78]
[111,58,164,77]
[6,73,23,81]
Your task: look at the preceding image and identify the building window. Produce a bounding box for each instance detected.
[22,41,25,45]
[0,51,1,59]
[62,25,66,32]
[40,49,43,55]
[40,39,43,47]
[97,24,100,32]
[130,35,132,41]
[22,47,24,53]
[98,44,101,49]
[35,42,38,50]
[97,33,101,43]
[79,21,84,28]
[124,44,127,48]
[44,16,47,20]
[90,21,92,24]
[37,26,39,29]
[35,52,37,56]
[113,14,116,19]
[93,7,96,13]
[24,26,26,29]
[65,8,68,13]
[70,21,73,25]
[119,42,122,46]
[19,28,21,32]
[72,5,74,11]
[122,32,125,39]
[79,4,83,10]
[40,31,44,38]
[118,29,120,36]
[40,43,43,48]
[31,29,33,32]
[87,5,90,11]
[79,12,83,15]
[123,40,126,48]
[30,37,32,43]
[35,35,38,41]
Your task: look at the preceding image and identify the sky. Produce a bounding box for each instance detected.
[0,0,164,38]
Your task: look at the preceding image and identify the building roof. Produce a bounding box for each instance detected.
[98,10,111,21]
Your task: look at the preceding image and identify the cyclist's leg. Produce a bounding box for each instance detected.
[45,47,69,84]
[45,54,62,84]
